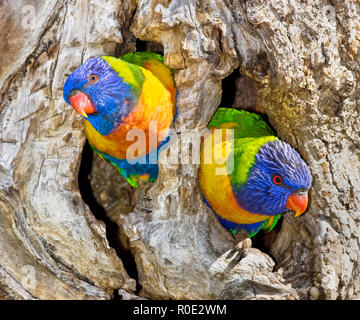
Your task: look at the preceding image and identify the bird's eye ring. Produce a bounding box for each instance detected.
[272,174,283,185]
[89,74,99,83]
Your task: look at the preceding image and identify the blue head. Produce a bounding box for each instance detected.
[234,139,312,216]
[63,57,137,135]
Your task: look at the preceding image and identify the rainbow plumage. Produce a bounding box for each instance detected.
[199,108,312,237]
[63,52,176,187]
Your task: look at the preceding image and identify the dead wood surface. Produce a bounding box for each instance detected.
[0,0,359,300]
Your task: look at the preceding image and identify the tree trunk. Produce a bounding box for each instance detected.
[0,0,359,300]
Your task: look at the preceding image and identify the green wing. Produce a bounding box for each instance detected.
[88,142,139,188]
[209,108,274,139]
[120,51,165,66]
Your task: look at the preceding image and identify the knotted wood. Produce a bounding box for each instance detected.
[0,0,359,300]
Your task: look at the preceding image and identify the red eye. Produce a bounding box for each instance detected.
[272,174,283,185]
[89,74,99,83]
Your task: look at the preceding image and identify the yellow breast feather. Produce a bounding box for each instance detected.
[199,133,270,224]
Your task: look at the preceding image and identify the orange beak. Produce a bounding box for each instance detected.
[286,193,308,217]
[69,92,96,118]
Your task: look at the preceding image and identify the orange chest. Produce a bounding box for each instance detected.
[85,84,174,160]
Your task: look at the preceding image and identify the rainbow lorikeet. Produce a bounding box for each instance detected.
[63,52,176,187]
[199,108,312,237]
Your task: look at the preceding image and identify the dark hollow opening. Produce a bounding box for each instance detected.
[218,68,283,260]
[78,141,141,293]
[218,69,238,109]
[135,39,164,54]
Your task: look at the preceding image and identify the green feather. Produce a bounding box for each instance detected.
[231,135,277,186]
[117,169,138,188]
[102,56,145,98]
[120,51,175,95]
[88,141,139,188]
[262,214,282,232]
[209,108,278,186]
[209,108,274,138]
[120,51,165,68]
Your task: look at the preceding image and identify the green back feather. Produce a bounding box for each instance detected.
[120,51,165,67]
[209,108,274,138]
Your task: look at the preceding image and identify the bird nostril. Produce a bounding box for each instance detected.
[68,89,82,99]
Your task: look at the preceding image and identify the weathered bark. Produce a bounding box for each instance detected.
[0,0,135,300]
[0,0,359,300]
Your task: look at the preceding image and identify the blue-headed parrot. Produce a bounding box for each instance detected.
[199,108,312,237]
[63,52,176,188]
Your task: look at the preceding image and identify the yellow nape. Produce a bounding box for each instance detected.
[199,133,269,224]
[102,56,139,89]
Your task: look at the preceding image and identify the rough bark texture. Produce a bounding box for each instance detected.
[0,0,359,300]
